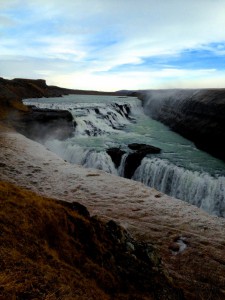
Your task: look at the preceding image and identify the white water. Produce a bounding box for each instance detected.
[24,94,225,217]
[118,154,129,177]
[133,158,225,216]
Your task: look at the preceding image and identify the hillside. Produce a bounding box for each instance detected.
[0,181,183,299]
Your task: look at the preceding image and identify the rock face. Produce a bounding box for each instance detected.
[106,148,126,168]
[125,143,161,179]
[140,89,225,161]
[128,143,161,153]
[107,144,161,178]
[0,77,121,104]
[124,151,147,178]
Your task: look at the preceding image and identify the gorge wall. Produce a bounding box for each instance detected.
[138,89,225,161]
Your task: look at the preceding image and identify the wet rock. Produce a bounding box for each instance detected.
[107,144,161,178]
[106,148,126,168]
[124,151,147,178]
[128,143,161,154]
[94,108,100,114]
[124,143,161,178]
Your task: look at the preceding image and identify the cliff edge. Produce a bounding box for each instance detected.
[139,89,225,161]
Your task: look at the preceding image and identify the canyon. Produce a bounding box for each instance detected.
[1,78,225,299]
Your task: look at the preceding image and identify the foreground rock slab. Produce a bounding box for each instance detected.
[1,131,225,299]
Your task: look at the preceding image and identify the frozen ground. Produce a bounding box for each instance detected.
[1,131,225,297]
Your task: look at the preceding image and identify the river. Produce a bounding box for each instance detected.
[23,94,225,217]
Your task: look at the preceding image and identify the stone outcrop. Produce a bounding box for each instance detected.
[124,151,146,178]
[128,143,161,153]
[107,144,161,178]
[106,148,126,167]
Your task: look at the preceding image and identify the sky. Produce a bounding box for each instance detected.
[1,0,225,91]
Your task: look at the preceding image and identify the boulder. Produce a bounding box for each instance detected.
[107,144,161,178]
[124,151,146,179]
[123,143,161,178]
[106,147,126,168]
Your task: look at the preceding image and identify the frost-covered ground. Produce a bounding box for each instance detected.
[1,131,225,298]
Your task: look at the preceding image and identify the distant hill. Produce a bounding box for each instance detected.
[0,77,121,127]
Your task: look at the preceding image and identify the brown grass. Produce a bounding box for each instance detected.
[9,98,29,112]
[0,181,183,300]
[0,181,110,299]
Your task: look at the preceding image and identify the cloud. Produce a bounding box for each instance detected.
[50,67,225,91]
[0,0,20,9]
[0,15,17,28]
[0,0,225,90]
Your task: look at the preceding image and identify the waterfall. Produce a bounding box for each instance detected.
[71,106,131,137]
[24,95,143,138]
[83,151,117,174]
[45,139,117,174]
[118,153,129,177]
[133,157,225,217]
[24,94,225,218]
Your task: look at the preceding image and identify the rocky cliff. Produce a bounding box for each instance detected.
[139,89,225,161]
[0,77,118,102]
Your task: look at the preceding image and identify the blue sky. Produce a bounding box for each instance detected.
[1,0,225,91]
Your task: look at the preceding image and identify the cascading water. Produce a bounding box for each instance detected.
[23,94,225,217]
[118,153,129,177]
[44,139,116,173]
[133,158,225,216]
